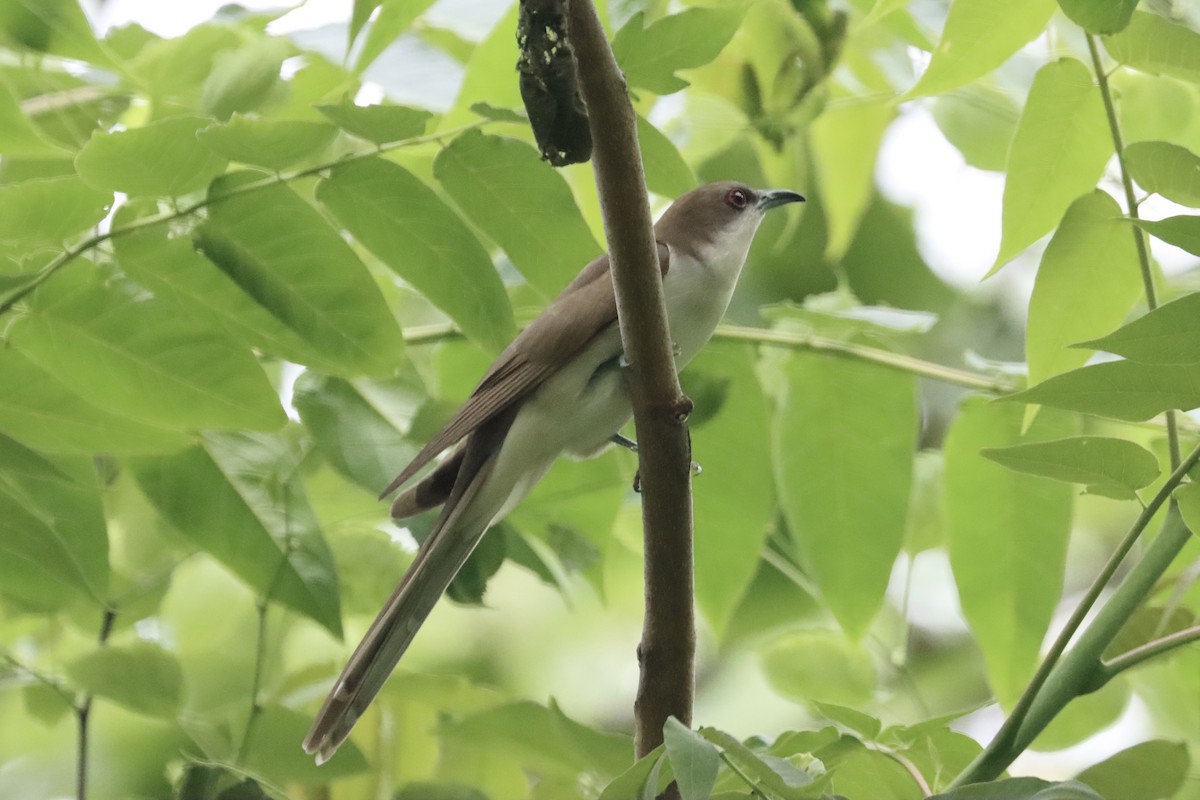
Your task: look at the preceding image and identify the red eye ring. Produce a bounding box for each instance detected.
[725,188,749,209]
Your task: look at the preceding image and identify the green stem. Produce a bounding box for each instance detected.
[78,609,117,800]
[1,653,76,707]
[232,551,290,768]
[714,324,1021,394]
[232,598,271,767]
[949,442,1200,787]
[0,121,486,318]
[1096,624,1200,684]
[1086,33,1182,470]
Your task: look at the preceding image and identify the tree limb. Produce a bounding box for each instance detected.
[566,0,696,764]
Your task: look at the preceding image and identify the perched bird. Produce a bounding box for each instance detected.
[303,181,804,763]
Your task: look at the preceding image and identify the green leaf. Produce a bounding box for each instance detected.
[130,432,343,636]
[1124,141,1200,208]
[990,58,1112,273]
[126,23,240,107]
[612,7,745,95]
[1103,12,1200,84]
[1012,360,1200,421]
[317,157,515,351]
[1135,215,1200,257]
[197,115,336,171]
[293,372,422,494]
[241,704,369,781]
[1075,740,1190,800]
[0,77,68,157]
[700,728,812,800]
[907,0,1057,98]
[930,777,1103,800]
[1106,606,1195,660]
[760,630,876,707]
[944,398,1074,705]
[773,353,917,637]
[66,643,181,717]
[905,451,945,553]
[0,434,107,608]
[981,436,1159,500]
[508,454,626,589]
[8,270,285,432]
[1026,191,1142,388]
[112,206,366,377]
[348,0,382,49]
[810,97,895,258]
[0,175,109,243]
[812,701,883,740]
[21,683,73,726]
[823,741,922,799]
[1033,678,1130,750]
[930,85,1020,172]
[75,115,228,196]
[197,171,405,376]
[689,345,775,636]
[0,347,188,455]
[432,129,602,296]
[317,101,433,144]
[1056,0,1138,35]
[469,102,526,124]
[598,748,666,800]
[1177,481,1200,537]
[440,6,521,129]
[663,718,720,800]
[439,700,632,780]
[0,0,114,67]
[894,728,983,793]
[638,115,697,199]
[354,0,439,73]
[1080,291,1200,365]
[199,36,290,121]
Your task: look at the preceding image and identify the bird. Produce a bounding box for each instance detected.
[303,180,804,763]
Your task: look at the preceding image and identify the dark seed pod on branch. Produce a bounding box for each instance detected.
[516,0,593,166]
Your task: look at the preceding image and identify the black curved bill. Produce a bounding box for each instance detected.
[757,189,806,210]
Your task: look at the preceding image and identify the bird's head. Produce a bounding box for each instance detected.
[655,181,805,263]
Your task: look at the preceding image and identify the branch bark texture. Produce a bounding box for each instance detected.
[566,0,696,763]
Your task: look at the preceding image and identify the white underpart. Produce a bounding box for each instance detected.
[473,207,769,529]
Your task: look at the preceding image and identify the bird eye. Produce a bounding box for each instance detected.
[725,188,749,210]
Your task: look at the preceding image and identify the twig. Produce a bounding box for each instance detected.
[1096,624,1200,682]
[0,121,487,318]
[566,0,696,768]
[714,324,1021,394]
[233,549,291,767]
[78,609,117,800]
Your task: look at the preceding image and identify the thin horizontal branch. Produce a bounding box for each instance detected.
[1099,624,1200,681]
[713,324,1021,394]
[0,120,487,318]
[399,321,1021,394]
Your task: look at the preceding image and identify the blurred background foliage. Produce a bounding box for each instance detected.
[0,0,1198,798]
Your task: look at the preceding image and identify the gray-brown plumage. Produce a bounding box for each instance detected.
[303,182,803,763]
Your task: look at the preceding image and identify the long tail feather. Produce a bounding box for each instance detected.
[303,408,517,763]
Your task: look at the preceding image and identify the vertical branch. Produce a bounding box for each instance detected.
[77,609,117,800]
[566,0,697,762]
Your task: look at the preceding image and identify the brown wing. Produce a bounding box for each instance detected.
[378,242,670,500]
[379,241,672,496]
